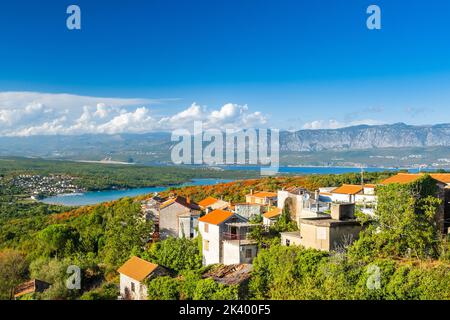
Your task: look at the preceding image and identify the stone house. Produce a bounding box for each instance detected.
[117,256,167,300]
[245,191,277,206]
[281,203,363,251]
[159,196,201,239]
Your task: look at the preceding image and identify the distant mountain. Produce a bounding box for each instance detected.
[280,123,450,151]
[2,123,450,167]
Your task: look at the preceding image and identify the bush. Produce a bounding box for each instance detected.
[146,276,180,300]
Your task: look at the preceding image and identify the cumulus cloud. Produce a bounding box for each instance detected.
[0,92,267,136]
[302,119,383,130]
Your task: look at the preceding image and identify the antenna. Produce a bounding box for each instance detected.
[361,166,365,187]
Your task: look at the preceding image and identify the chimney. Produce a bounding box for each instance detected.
[331,203,355,220]
[186,197,190,204]
[250,189,253,195]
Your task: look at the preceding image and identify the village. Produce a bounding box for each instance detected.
[11,174,83,199]
[112,172,450,300]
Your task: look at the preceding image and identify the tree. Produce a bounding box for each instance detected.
[144,237,202,273]
[37,224,80,258]
[272,199,298,233]
[146,276,180,300]
[0,249,28,300]
[349,176,442,260]
[100,198,153,267]
[193,278,238,300]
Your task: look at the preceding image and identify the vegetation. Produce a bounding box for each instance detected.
[249,245,450,300]
[1,164,449,300]
[0,157,257,191]
[350,175,442,260]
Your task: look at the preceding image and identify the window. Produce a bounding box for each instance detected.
[190,232,194,238]
[204,240,209,251]
[245,248,252,258]
[285,239,291,246]
[204,223,209,233]
[131,282,135,293]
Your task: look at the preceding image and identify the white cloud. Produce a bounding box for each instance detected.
[302,119,383,130]
[0,92,267,136]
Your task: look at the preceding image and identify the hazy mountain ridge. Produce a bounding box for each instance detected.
[1,123,450,167]
[280,123,450,151]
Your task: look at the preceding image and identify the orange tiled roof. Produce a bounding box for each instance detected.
[117,256,159,282]
[381,173,421,185]
[198,196,218,208]
[430,174,450,184]
[248,191,277,198]
[381,173,450,185]
[199,209,234,225]
[364,184,377,188]
[263,207,281,219]
[331,184,364,195]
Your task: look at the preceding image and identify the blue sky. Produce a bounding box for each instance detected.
[1,0,450,134]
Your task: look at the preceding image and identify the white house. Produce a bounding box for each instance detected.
[198,210,258,266]
[263,207,281,226]
[199,210,236,265]
[117,256,166,300]
[327,184,377,205]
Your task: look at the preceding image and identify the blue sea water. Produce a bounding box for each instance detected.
[41,166,432,206]
[41,178,233,206]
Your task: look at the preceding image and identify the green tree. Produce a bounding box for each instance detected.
[349,176,442,260]
[193,278,238,300]
[37,224,80,258]
[101,198,153,267]
[0,249,28,300]
[146,276,180,300]
[145,237,202,273]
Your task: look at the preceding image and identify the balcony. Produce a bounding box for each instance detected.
[222,232,251,241]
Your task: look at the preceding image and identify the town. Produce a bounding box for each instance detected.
[110,172,449,300]
[11,174,83,199]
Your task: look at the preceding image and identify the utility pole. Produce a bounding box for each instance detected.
[361,166,365,186]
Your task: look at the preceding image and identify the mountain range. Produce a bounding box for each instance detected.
[1,123,450,167]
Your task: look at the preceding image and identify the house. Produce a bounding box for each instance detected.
[141,195,167,230]
[234,203,264,220]
[327,184,376,204]
[13,279,50,300]
[380,173,450,233]
[198,196,230,213]
[159,196,201,239]
[198,210,259,266]
[222,222,259,265]
[277,187,307,218]
[245,190,277,206]
[281,203,363,251]
[263,207,281,226]
[117,256,167,300]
